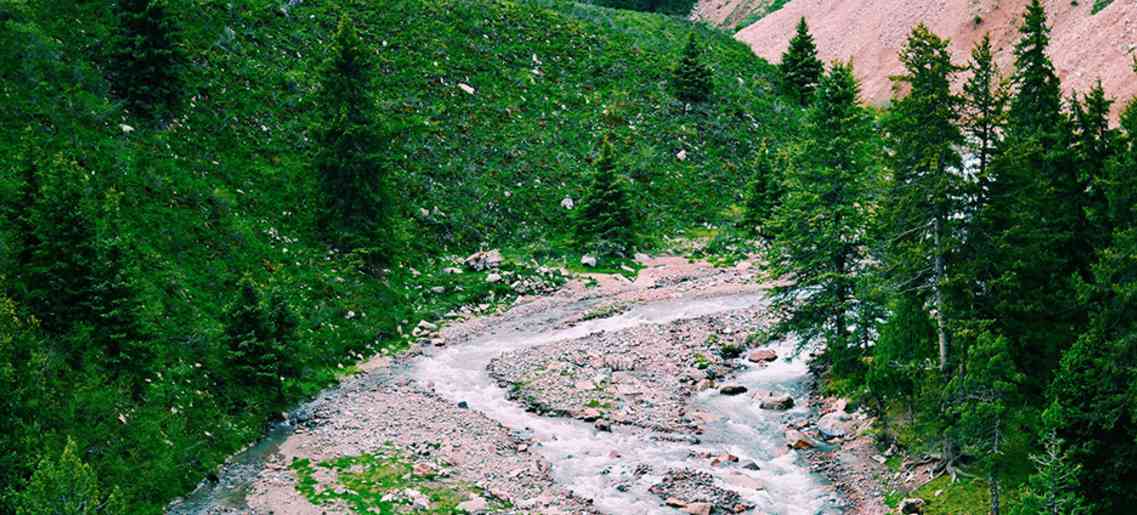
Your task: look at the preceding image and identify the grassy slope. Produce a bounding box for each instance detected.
[1,0,795,511]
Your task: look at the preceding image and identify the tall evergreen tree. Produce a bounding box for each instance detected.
[768,62,880,372]
[315,17,394,263]
[742,143,781,240]
[19,157,98,340]
[1013,430,1089,515]
[780,18,824,106]
[1007,0,1063,138]
[90,229,151,374]
[881,24,964,373]
[1070,81,1117,245]
[107,0,185,119]
[573,137,636,258]
[971,0,1081,392]
[671,33,712,104]
[14,438,125,515]
[961,34,1006,190]
[946,332,1023,515]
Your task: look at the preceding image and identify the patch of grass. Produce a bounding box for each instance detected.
[1092,0,1114,14]
[733,0,792,31]
[582,302,630,321]
[291,446,501,514]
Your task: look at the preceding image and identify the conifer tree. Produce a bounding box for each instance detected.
[768,62,879,372]
[961,34,1006,188]
[90,230,151,373]
[107,0,185,119]
[315,17,394,263]
[946,332,1023,515]
[1013,430,1089,515]
[223,277,277,391]
[881,24,964,373]
[779,18,824,106]
[573,137,636,258]
[1007,0,1063,138]
[742,144,781,240]
[14,438,125,515]
[20,157,98,339]
[1070,82,1117,244]
[671,33,712,104]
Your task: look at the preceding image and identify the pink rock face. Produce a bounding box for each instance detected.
[720,0,1137,121]
[748,349,778,363]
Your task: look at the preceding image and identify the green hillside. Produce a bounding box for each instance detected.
[0,0,793,511]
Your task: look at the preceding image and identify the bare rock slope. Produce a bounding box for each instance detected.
[700,0,1137,117]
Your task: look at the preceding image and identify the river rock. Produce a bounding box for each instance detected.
[682,503,711,515]
[719,384,748,396]
[748,349,778,363]
[579,408,603,422]
[665,497,687,508]
[758,393,795,410]
[785,429,816,449]
[901,497,926,513]
[581,255,598,267]
[464,249,503,271]
[486,273,502,284]
[412,462,435,476]
[817,411,853,439]
[457,495,489,513]
[741,460,761,471]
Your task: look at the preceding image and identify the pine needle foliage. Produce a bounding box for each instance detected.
[107,0,185,120]
[779,17,824,106]
[671,32,713,104]
[14,438,125,515]
[573,137,637,258]
[315,17,396,263]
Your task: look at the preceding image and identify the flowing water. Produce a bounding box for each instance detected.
[411,293,842,515]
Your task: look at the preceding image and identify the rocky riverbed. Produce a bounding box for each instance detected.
[169,256,885,514]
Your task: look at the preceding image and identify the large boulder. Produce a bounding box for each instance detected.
[719,384,749,396]
[757,392,795,410]
[900,498,926,514]
[464,249,503,271]
[748,349,778,363]
[785,429,816,449]
[817,411,854,439]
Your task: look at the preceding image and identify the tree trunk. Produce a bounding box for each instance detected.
[990,416,1002,515]
[933,215,949,373]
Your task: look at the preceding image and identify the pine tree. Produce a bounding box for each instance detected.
[961,34,1007,189]
[20,157,98,339]
[14,438,125,515]
[90,229,151,374]
[881,24,964,374]
[315,17,394,263]
[1013,430,1089,515]
[573,137,636,258]
[1070,81,1117,246]
[779,18,824,106]
[946,332,1023,515]
[970,0,1082,393]
[768,62,880,372]
[671,33,712,104]
[1008,0,1063,138]
[223,276,277,392]
[742,143,781,240]
[107,0,185,119]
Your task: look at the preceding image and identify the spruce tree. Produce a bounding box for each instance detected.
[961,34,1006,188]
[1013,430,1089,515]
[20,157,98,340]
[742,144,781,240]
[14,438,125,515]
[1008,0,1063,138]
[946,332,1023,515]
[90,230,151,374]
[779,18,824,106]
[223,276,277,392]
[107,0,185,119]
[671,33,712,104]
[767,62,879,372]
[573,137,636,258]
[315,17,394,263]
[1070,81,1116,244]
[881,24,964,373]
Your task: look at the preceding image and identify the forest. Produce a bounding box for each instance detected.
[1,0,1135,513]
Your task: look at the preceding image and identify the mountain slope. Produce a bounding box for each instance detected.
[709,0,1137,116]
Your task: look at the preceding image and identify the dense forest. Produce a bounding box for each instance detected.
[1,0,1135,513]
